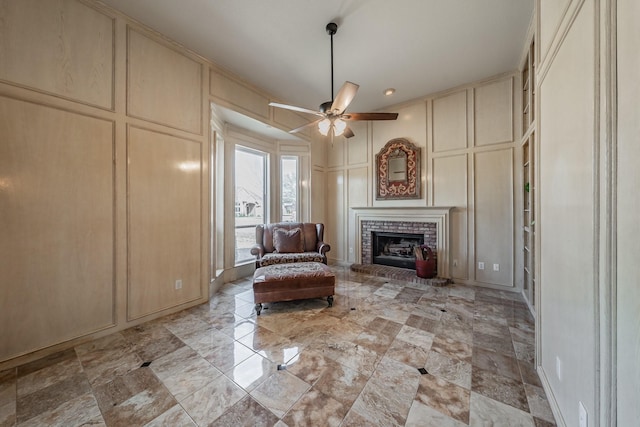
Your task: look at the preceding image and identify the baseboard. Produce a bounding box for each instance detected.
[537,364,567,427]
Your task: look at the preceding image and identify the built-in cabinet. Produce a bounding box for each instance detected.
[521,36,536,310]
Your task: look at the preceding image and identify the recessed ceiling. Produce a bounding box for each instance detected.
[100,0,533,115]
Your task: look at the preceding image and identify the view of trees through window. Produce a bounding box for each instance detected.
[234,147,266,264]
[234,148,300,264]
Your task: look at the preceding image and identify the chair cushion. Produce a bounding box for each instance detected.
[259,252,325,267]
[273,227,304,253]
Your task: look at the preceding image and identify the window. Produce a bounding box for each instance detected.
[281,156,298,222]
[235,146,268,264]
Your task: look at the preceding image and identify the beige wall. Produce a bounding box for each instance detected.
[0,0,317,367]
[616,0,640,424]
[326,74,519,290]
[536,0,627,425]
[538,0,597,422]
[0,0,211,365]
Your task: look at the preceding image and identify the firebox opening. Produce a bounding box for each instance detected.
[372,232,424,270]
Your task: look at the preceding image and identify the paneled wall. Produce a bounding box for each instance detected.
[326,73,519,289]
[535,0,620,425]
[0,97,116,357]
[0,0,210,365]
[127,127,203,320]
[0,0,328,368]
[0,0,115,109]
[430,77,516,288]
[616,1,640,424]
[0,0,320,366]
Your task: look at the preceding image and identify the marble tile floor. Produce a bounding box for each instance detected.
[0,266,556,426]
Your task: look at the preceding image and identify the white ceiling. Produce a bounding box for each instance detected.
[100,0,533,135]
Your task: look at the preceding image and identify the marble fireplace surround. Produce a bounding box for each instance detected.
[352,207,453,279]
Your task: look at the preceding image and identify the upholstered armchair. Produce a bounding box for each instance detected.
[250,222,331,267]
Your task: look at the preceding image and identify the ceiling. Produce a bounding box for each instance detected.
[99,0,534,138]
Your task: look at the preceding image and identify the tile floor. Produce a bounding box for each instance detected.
[0,266,556,426]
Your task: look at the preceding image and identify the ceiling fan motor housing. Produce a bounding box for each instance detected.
[319,101,333,114]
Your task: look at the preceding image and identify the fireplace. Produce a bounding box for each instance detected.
[372,232,423,269]
[352,207,453,279]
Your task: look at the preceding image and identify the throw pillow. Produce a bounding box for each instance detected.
[273,227,304,253]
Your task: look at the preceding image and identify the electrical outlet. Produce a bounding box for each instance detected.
[478,262,485,270]
[349,247,354,254]
[453,259,458,267]
[556,356,562,382]
[493,263,500,271]
[175,279,182,290]
[579,401,588,427]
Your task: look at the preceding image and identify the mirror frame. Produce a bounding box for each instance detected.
[375,138,421,200]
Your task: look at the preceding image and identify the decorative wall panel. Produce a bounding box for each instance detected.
[310,167,326,224]
[326,170,345,260]
[347,122,368,165]
[327,138,345,168]
[348,167,369,208]
[0,0,114,109]
[538,1,597,420]
[0,97,115,361]
[474,148,513,286]
[210,69,269,120]
[127,126,202,320]
[539,0,571,64]
[128,28,202,134]
[617,1,640,423]
[347,167,368,262]
[433,154,468,279]
[432,91,468,152]
[474,78,514,146]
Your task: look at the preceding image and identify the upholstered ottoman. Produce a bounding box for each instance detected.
[253,262,335,315]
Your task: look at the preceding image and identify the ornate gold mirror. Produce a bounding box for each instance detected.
[375,138,420,200]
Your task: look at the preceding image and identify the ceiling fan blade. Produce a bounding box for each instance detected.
[269,102,324,117]
[288,119,322,134]
[343,126,355,139]
[330,81,359,114]
[342,112,399,121]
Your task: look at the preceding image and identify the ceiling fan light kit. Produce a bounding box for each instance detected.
[317,117,347,137]
[268,22,398,139]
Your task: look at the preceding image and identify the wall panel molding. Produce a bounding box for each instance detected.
[0,96,116,361]
[473,147,514,287]
[127,27,203,134]
[126,125,204,320]
[432,90,468,152]
[537,1,599,424]
[0,0,115,110]
[537,0,588,86]
[210,69,270,121]
[474,77,514,147]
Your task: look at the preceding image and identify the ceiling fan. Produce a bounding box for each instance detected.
[269,22,398,139]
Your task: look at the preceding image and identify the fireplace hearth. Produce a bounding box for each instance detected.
[372,232,423,269]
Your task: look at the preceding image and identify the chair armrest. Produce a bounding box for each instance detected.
[250,244,265,258]
[317,242,331,255]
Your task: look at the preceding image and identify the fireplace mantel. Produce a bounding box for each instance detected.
[351,207,454,278]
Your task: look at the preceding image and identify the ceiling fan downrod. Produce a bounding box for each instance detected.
[326,22,338,104]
